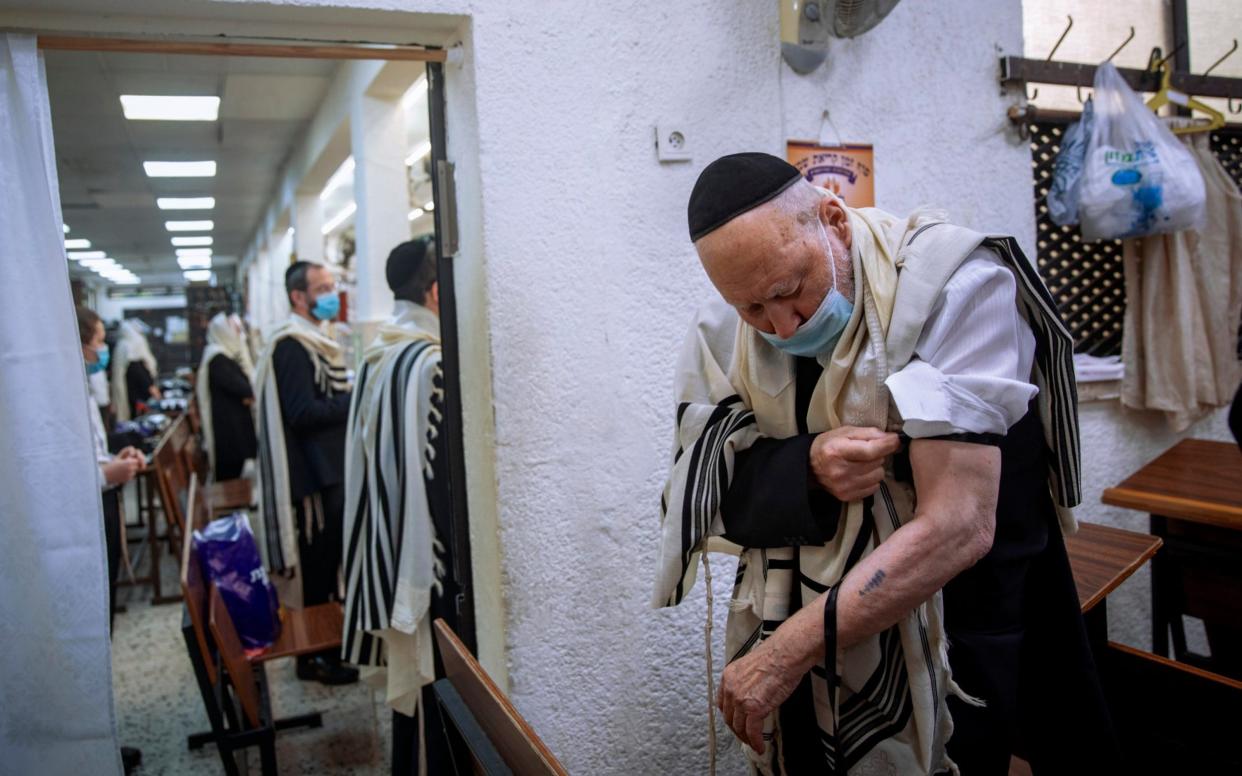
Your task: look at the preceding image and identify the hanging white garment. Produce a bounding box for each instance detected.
[1121,122,1242,430]
[0,33,120,775]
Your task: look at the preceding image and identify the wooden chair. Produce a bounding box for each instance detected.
[181,411,254,517]
[180,476,339,775]
[144,417,190,604]
[432,619,568,776]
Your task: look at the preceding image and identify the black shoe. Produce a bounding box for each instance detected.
[296,655,359,685]
[121,746,142,774]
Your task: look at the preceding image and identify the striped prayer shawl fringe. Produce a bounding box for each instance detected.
[340,310,444,734]
[252,316,349,574]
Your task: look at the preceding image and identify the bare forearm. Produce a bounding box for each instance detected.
[776,512,979,675]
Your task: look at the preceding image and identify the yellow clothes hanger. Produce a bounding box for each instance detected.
[1145,59,1225,135]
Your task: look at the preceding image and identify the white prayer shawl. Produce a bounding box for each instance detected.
[655,202,1080,775]
[110,320,158,422]
[196,312,254,475]
[253,314,349,573]
[342,301,444,721]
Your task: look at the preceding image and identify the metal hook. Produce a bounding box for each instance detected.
[1106,27,1136,64]
[1076,26,1136,104]
[1203,38,1238,77]
[1230,97,1242,115]
[1027,15,1074,101]
[1154,40,1188,71]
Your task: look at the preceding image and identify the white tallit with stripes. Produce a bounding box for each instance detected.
[654,200,1080,775]
[110,320,158,422]
[341,302,444,719]
[195,312,253,475]
[253,314,350,574]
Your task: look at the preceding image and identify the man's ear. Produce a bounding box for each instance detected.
[427,281,439,307]
[819,195,853,251]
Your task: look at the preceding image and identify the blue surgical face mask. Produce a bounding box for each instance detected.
[87,344,110,374]
[312,291,341,321]
[759,224,854,358]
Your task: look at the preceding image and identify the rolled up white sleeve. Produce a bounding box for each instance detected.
[885,249,1038,438]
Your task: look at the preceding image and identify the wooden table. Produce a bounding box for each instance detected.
[1064,521,1162,650]
[1101,439,1242,669]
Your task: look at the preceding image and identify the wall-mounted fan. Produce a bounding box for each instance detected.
[780,0,904,74]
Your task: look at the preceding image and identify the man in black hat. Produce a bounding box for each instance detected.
[341,237,462,775]
[653,153,1114,774]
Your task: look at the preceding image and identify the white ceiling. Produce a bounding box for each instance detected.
[46,50,337,285]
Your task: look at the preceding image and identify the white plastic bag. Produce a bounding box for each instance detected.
[1079,62,1206,241]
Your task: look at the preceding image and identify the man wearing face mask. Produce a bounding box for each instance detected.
[654,154,1113,774]
[253,260,357,685]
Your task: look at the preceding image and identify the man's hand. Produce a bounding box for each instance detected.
[103,458,141,486]
[117,446,146,471]
[809,426,901,501]
[718,633,806,754]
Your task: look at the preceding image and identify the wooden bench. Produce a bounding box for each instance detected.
[432,619,568,776]
[180,474,343,775]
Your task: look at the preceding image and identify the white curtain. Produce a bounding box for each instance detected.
[0,34,121,774]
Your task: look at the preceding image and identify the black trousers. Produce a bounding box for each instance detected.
[295,483,345,608]
[215,454,246,482]
[944,411,1118,774]
[102,488,122,632]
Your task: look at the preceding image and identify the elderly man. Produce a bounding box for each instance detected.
[654,153,1114,774]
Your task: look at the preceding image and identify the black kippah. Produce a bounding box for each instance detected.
[385,235,433,292]
[687,152,803,241]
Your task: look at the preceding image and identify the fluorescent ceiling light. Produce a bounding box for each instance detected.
[407,207,424,221]
[171,236,213,247]
[178,256,212,270]
[424,201,434,211]
[111,277,141,286]
[64,238,91,249]
[183,269,212,282]
[143,160,217,178]
[321,202,357,235]
[175,247,213,258]
[82,259,119,270]
[404,140,432,167]
[68,250,106,260]
[165,220,214,232]
[319,157,355,202]
[401,76,428,109]
[63,224,70,234]
[120,95,220,121]
[157,197,215,210]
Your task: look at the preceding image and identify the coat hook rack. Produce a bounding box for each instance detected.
[1027,15,1073,102]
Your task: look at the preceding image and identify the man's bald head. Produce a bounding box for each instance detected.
[694,180,853,339]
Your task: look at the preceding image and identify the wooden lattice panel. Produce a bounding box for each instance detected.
[1029,121,1125,356]
[1029,123,1242,357]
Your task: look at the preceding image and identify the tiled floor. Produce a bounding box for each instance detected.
[112,538,390,775]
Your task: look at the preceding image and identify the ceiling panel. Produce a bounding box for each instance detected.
[46,49,338,287]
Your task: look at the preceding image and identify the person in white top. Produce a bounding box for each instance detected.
[78,306,146,626]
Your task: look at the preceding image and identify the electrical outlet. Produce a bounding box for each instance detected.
[656,125,692,162]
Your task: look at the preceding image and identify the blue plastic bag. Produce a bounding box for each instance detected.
[1047,98,1094,226]
[194,513,281,650]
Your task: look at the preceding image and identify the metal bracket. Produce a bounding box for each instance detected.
[435,159,460,257]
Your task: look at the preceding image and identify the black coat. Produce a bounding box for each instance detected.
[207,354,257,480]
[126,361,154,418]
[272,338,351,501]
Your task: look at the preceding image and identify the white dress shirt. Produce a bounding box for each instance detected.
[885,248,1039,437]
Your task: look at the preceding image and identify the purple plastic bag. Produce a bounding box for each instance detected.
[193,513,281,650]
